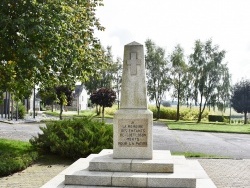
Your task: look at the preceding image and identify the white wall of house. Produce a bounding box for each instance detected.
[72,86,89,111]
[78,88,88,110]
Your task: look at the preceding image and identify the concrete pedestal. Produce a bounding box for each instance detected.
[41,149,217,188]
[113,109,153,159]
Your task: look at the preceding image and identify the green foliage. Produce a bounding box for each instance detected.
[90,88,116,108]
[17,102,26,119]
[231,79,250,124]
[170,44,188,121]
[104,105,118,116]
[0,139,38,177]
[90,88,116,120]
[208,115,230,123]
[30,117,113,160]
[0,0,105,100]
[145,39,171,119]
[149,106,209,121]
[189,39,230,122]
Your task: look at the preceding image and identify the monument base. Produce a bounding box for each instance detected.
[113,109,153,159]
[41,149,217,188]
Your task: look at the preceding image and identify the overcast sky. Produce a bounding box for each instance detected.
[95,0,250,84]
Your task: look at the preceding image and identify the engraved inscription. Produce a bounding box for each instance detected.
[127,52,141,75]
[118,119,147,147]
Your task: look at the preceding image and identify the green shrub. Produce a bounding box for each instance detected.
[12,103,26,119]
[30,117,113,159]
[105,105,118,116]
[208,115,230,122]
[149,106,176,120]
[148,106,209,121]
[18,103,26,119]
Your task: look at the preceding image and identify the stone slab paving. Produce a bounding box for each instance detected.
[198,159,250,188]
[0,156,73,188]
[0,159,250,188]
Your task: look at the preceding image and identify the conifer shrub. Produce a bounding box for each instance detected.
[30,117,113,159]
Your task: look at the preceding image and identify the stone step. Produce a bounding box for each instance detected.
[65,150,196,188]
[65,170,196,188]
[89,150,174,173]
[42,149,216,188]
[64,178,216,188]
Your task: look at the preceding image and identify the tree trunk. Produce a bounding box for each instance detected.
[33,87,36,119]
[198,97,208,123]
[156,99,161,120]
[176,94,180,121]
[8,92,10,119]
[117,92,120,110]
[11,94,13,120]
[102,106,105,122]
[95,105,101,116]
[197,95,203,123]
[59,104,63,120]
[16,101,18,121]
[244,112,248,124]
[176,74,181,121]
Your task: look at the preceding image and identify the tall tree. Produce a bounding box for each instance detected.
[84,46,115,94]
[0,0,105,101]
[170,44,188,121]
[84,46,116,114]
[145,39,171,119]
[215,65,231,113]
[55,85,74,120]
[189,39,231,122]
[112,57,122,109]
[231,80,250,124]
[90,88,116,121]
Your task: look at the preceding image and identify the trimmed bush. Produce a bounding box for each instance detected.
[208,115,230,122]
[30,117,113,159]
[105,105,118,116]
[149,106,209,121]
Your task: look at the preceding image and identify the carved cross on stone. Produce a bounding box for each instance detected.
[127,52,141,75]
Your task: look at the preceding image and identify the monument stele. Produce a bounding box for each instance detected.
[42,41,216,188]
[113,41,153,159]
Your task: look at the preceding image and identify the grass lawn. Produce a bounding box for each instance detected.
[0,139,38,177]
[167,121,250,134]
[171,151,227,158]
[44,110,113,119]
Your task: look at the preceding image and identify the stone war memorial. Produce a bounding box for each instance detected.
[42,42,216,188]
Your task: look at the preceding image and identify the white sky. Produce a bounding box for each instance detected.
[95,0,250,84]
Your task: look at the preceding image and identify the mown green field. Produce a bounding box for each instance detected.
[167,121,250,134]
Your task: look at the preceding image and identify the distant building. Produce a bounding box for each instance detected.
[71,84,88,111]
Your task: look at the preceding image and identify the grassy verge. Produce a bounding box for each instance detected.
[44,110,113,119]
[172,151,228,158]
[167,121,250,134]
[0,139,38,177]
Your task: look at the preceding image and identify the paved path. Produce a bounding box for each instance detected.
[0,121,250,187]
[153,122,250,159]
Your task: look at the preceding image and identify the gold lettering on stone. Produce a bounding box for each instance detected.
[118,119,148,147]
